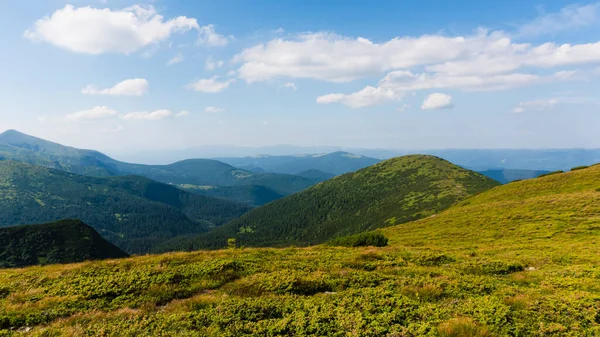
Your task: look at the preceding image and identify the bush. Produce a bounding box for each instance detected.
[326,231,389,247]
[538,171,564,178]
[571,165,589,171]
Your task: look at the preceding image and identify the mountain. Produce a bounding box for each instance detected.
[0,219,128,268]
[161,155,499,250]
[477,169,551,184]
[0,129,118,176]
[217,151,381,176]
[4,166,599,335]
[0,130,316,204]
[0,160,250,254]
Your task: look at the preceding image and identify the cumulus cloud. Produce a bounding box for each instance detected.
[66,106,119,121]
[512,98,560,113]
[187,76,235,93]
[283,82,297,90]
[121,109,173,121]
[167,53,184,66]
[421,93,453,110]
[198,24,231,46]
[24,5,199,54]
[81,78,148,96]
[517,2,600,38]
[316,86,403,108]
[204,106,224,113]
[175,110,190,117]
[205,56,224,71]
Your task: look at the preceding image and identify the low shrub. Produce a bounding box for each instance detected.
[571,165,589,171]
[537,171,564,178]
[326,231,389,247]
[438,317,490,337]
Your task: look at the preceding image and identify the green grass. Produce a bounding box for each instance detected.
[0,165,599,336]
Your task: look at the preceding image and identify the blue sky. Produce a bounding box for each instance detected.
[1,0,600,157]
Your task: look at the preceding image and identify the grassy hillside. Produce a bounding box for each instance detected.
[0,130,316,204]
[0,160,250,254]
[477,168,550,184]
[0,219,127,268]
[165,155,499,250]
[1,165,600,335]
[218,151,381,175]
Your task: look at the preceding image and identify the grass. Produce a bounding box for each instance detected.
[0,165,600,335]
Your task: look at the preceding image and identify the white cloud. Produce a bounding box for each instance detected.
[122,109,173,121]
[81,78,148,96]
[421,93,453,110]
[205,56,224,71]
[186,76,235,93]
[512,98,560,113]
[204,106,224,113]
[234,22,600,85]
[283,82,297,90]
[66,106,118,121]
[517,2,600,38]
[25,5,199,54]
[175,110,190,117]
[379,70,544,92]
[198,24,231,46]
[167,53,184,66]
[316,86,403,108]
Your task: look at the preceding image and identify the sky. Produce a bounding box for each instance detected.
[1,0,600,158]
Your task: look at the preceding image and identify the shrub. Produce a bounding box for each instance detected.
[326,231,389,247]
[538,171,564,178]
[438,317,490,337]
[571,165,589,171]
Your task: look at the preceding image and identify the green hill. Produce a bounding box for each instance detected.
[0,219,128,268]
[163,155,499,250]
[218,151,381,175]
[0,160,250,254]
[2,165,600,335]
[382,162,600,252]
[0,130,316,204]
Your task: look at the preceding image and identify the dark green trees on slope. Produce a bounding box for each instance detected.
[0,160,250,254]
[160,155,500,251]
[0,219,128,268]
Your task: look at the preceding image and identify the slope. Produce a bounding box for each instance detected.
[4,166,600,335]
[164,155,499,250]
[218,151,381,175]
[382,162,600,252]
[0,160,250,254]
[0,219,128,268]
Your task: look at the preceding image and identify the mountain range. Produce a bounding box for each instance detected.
[0,130,318,205]
[0,160,250,254]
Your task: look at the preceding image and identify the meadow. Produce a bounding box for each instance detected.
[1,165,600,336]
